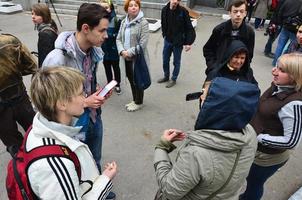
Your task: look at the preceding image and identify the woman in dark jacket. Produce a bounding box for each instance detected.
[32,3,58,67]
[201,40,257,101]
[206,40,257,83]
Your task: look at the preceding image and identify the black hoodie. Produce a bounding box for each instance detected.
[206,40,257,84]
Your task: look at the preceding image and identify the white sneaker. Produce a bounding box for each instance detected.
[125,101,135,108]
[126,103,143,112]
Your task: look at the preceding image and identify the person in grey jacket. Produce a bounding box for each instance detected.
[116,0,149,112]
[154,79,259,199]
[42,6,117,200]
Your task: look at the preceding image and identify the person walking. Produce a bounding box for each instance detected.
[253,0,271,30]
[246,0,257,23]
[31,3,58,67]
[272,0,302,66]
[116,0,149,112]
[157,0,196,88]
[263,0,284,58]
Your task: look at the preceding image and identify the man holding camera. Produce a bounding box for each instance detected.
[272,0,302,66]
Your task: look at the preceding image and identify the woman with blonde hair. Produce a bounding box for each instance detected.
[31,3,58,67]
[240,53,302,200]
[116,0,149,112]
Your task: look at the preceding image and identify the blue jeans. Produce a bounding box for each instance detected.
[240,162,286,200]
[84,114,103,170]
[255,18,265,29]
[273,27,296,66]
[162,39,183,81]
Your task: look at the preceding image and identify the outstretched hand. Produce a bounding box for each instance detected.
[103,161,117,180]
[162,129,186,143]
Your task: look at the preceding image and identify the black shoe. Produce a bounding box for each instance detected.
[106,191,116,200]
[264,52,275,59]
[115,86,121,95]
[157,77,169,83]
[166,80,176,88]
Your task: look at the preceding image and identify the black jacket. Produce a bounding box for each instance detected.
[203,20,255,76]
[275,0,302,25]
[161,3,196,46]
[37,23,58,67]
[206,40,257,84]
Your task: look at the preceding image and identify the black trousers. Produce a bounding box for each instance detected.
[0,94,35,147]
[247,5,254,22]
[125,60,144,105]
[103,60,121,86]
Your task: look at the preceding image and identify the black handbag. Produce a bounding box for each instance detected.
[134,45,151,90]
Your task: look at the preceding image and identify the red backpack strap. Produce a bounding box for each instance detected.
[23,126,81,179]
[24,145,81,179]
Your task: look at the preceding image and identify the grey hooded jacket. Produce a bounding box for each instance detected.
[116,11,149,65]
[154,125,257,200]
[42,31,103,74]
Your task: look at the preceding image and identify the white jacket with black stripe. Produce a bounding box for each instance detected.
[27,113,113,200]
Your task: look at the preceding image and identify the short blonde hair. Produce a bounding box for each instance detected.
[30,67,85,122]
[278,53,302,91]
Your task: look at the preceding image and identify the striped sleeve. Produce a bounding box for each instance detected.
[28,138,81,200]
[82,174,113,200]
[260,101,302,149]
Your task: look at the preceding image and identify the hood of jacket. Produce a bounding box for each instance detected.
[220,40,249,74]
[31,112,84,151]
[195,77,260,131]
[37,23,57,33]
[54,31,103,65]
[125,10,144,26]
[187,124,255,152]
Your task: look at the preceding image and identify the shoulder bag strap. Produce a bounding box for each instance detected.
[205,149,242,200]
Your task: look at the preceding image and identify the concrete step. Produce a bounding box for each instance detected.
[53,0,99,5]
[54,0,87,6]
[49,0,177,17]
[50,7,78,15]
[52,3,80,10]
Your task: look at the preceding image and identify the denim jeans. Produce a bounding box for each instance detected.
[240,162,286,200]
[255,18,265,29]
[264,26,281,54]
[273,27,296,66]
[162,38,183,81]
[84,114,103,170]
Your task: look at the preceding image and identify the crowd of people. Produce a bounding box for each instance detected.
[1,0,302,199]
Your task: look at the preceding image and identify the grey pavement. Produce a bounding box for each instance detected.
[1,11,302,200]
